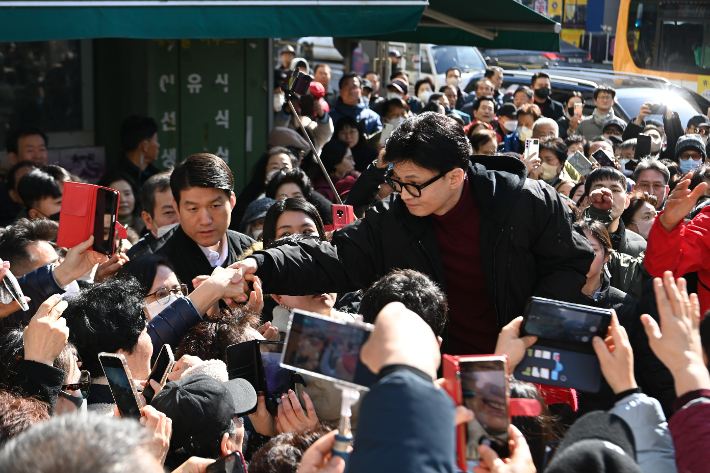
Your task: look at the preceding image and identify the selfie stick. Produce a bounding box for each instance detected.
[332,383,360,465]
[284,94,343,205]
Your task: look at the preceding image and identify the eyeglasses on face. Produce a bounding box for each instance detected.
[680,152,703,161]
[690,127,710,137]
[62,370,91,399]
[146,284,189,304]
[636,182,667,192]
[385,169,450,198]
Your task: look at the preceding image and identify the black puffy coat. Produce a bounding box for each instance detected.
[252,155,594,339]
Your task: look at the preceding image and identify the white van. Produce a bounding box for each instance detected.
[418,44,488,92]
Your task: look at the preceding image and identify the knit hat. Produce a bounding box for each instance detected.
[546,411,640,473]
[676,134,707,160]
[268,127,310,151]
[388,79,409,96]
[243,197,277,225]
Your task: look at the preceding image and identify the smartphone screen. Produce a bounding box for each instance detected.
[99,354,142,418]
[93,188,118,255]
[573,103,583,116]
[592,148,616,168]
[524,298,611,343]
[260,342,291,399]
[206,451,246,473]
[460,357,509,465]
[143,345,174,404]
[281,310,374,390]
[635,134,652,160]
[0,267,29,312]
[525,139,539,160]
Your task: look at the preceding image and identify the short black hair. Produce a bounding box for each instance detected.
[117,254,178,298]
[584,167,627,196]
[261,198,326,248]
[565,135,587,155]
[515,86,534,100]
[141,171,172,218]
[360,269,448,336]
[6,161,37,192]
[5,127,48,155]
[171,153,233,207]
[313,63,330,74]
[540,137,569,166]
[120,116,158,153]
[531,72,550,87]
[422,101,445,114]
[390,70,408,82]
[0,218,58,277]
[590,135,614,148]
[383,112,471,173]
[64,277,147,378]
[445,67,461,77]
[338,73,361,91]
[484,66,503,79]
[264,168,313,202]
[414,77,435,97]
[17,165,70,210]
[320,139,350,174]
[429,92,445,103]
[333,115,366,144]
[593,85,616,100]
[472,96,497,112]
[381,98,407,118]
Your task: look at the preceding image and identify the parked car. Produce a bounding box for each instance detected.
[480,41,593,69]
[419,44,488,91]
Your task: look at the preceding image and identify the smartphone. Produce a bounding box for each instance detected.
[443,355,509,471]
[515,297,613,392]
[380,122,395,145]
[93,188,119,255]
[98,353,145,418]
[206,451,247,473]
[635,134,652,160]
[647,103,667,115]
[142,344,175,404]
[567,151,594,177]
[525,139,539,160]
[573,102,583,117]
[282,70,313,96]
[592,148,616,168]
[299,95,314,117]
[0,267,29,312]
[281,309,375,391]
[58,183,120,256]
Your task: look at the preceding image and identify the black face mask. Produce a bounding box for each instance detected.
[567,107,575,116]
[534,87,550,99]
[48,212,61,222]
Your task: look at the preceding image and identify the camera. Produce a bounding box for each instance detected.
[281,69,313,97]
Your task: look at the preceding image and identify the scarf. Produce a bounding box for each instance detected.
[592,109,615,128]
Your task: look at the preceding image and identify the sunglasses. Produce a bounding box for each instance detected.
[146,284,189,304]
[62,370,91,399]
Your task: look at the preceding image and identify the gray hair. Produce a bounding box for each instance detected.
[0,414,161,473]
[632,157,670,184]
[532,117,559,138]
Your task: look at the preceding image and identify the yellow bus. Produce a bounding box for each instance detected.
[614,0,710,98]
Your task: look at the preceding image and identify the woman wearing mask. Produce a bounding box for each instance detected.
[621,191,658,240]
[240,197,277,240]
[501,103,541,154]
[414,77,436,105]
[577,220,638,415]
[531,137,570,186]
[123,255,189,321]
[310,139,359,203]
[557,92,584,139]
[230,147,298,229]
[265,168,334,225]
[334,116,378,172]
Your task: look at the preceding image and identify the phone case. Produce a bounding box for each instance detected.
[568,151,594,177]
[98,352,145,418]
[592,149,616,168]
[514,346,603,393]
[56,182,123,255]
[205,451,247,473]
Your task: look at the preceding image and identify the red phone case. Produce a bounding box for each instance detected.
[324,204,355,232]
[56,182,121,254]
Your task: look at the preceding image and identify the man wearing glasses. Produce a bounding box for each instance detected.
[570,85,626,142]
[233,113,593,355]
[632,158,672,211]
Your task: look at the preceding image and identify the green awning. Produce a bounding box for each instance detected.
[0,1,427,42]
[365,0,561,52]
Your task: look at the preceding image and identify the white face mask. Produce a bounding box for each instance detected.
[634,218,655,240]
[154,222,179,239]
[618,158,633,177]
[273,92,285,112]
[250,228,263,240]
[418,90,433,103]
[446,77,460,88]
[387,92,403,100]
[540,162,559,181]
[518,126,533,141]
[650,136,662,154]
[388,116,405,129]
[502,119,518,133]
[145,294,181,320]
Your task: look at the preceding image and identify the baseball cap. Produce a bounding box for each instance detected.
[152,373,257,455]
[361,78,373,91]
[280,45,295,54]
[497,103,518,119]
[603,117,627,133]
[546,411,640,473]
[388,49,402,58]
[387,78,408,96]
[687,114,710,129]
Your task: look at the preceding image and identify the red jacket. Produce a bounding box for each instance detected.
[644,207,710,316]
[669,389,710,473]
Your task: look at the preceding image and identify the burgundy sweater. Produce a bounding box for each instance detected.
[431,178,498,355]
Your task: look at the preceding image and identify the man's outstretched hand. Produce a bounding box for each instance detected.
[659,174,708,232]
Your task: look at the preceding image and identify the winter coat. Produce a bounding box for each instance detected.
[329,97,382,136]
[250,155,594,342]
[668,389,710,473]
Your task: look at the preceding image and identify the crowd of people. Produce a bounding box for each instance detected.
[1,52,710,473]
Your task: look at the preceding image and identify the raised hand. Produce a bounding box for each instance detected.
[23,294,69,366]
[659,174,708,232]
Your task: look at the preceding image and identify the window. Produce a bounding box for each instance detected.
[420,49,432,74]
[432,46,486,74]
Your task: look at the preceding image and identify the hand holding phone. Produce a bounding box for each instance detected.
[635,134,652,160]
[573,103,583,117]
[143,345,175,404]
[99,352,145,418]
[592,148,616,168]
[205,451,247,473]
[0,263,30,314]
[567,151,594,177]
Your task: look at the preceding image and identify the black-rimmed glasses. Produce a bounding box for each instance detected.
[146,284,189,305]
[385,169,449,198]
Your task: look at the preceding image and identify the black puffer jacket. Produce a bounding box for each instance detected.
[252,155,594,334]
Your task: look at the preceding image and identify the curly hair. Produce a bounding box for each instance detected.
[0,390,50,446]
[248,427,333,473]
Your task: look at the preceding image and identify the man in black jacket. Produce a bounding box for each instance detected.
[234,113,593,355]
